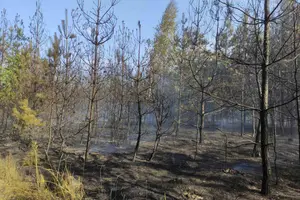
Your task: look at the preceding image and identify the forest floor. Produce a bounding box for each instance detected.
[1,129,300,200]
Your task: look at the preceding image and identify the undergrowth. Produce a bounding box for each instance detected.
[0,141,84,200]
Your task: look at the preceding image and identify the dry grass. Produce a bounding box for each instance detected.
[0,153,54,200]
[0,141,84,200]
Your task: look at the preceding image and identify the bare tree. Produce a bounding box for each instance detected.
[72,0,118,171]
[130,21,152,161]
[217,0,300,195]
[148,71,175,161]
[186,0,218,146]
[107,21,133,142]
[291,1,300,161]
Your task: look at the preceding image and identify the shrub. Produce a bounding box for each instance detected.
[12,99,44,135]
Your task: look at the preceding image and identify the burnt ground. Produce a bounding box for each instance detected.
[1,130,300,200]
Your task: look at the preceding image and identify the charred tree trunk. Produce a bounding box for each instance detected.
[133,96,142,162]
[46,96,54,154]
[175,66,182,137]
[195,93,205,158]
[149,134,161,161]
[133,21,142,162]
[83,1,100,172]
[199,91,205,144]
[126,103,131,139]
[195,112,200,158]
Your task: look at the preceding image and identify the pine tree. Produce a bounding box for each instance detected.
[72,0,118,171]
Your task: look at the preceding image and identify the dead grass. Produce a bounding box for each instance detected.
[0,154,55,200]
[0,141,84,200]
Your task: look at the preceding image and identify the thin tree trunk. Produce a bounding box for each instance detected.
[296,79,300,162]
[46,101,54,154]
[133,21,142,162]
[116,101,124,135]
[127,103,131,139]
[292,2,300,162]
[84,73,96,172]
[57,107,66,155]
[1,108,7,134]
[175,66,182,137]
[81,98,91,145]
[252,119,261,157]
[295,52,300,163]
[84,60,97,170]
[46,57,57,154]
[83,1,100,171]
[241,15,248,137]
[260,0,271,194]
[2,109,8,135]
[195,112,200,158]
[0,109,4,129]
[241,93,245,137]
[252,110,256,137]
[94,100,98,138]
[149,135,160,161]
[133,97,142,161]
[273,107,278,185]
[199,92,205,144]
[224,133,228,169]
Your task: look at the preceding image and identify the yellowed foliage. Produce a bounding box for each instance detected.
[13,99,44,134]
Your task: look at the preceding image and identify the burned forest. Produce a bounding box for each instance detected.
[0,0,300,199]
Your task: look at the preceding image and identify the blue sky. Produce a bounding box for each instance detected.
[1,0,190,42]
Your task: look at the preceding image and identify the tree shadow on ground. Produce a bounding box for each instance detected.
[70,148,263,199]
[47,135,300,200]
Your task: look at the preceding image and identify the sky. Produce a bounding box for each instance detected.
[1,0,190,44]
